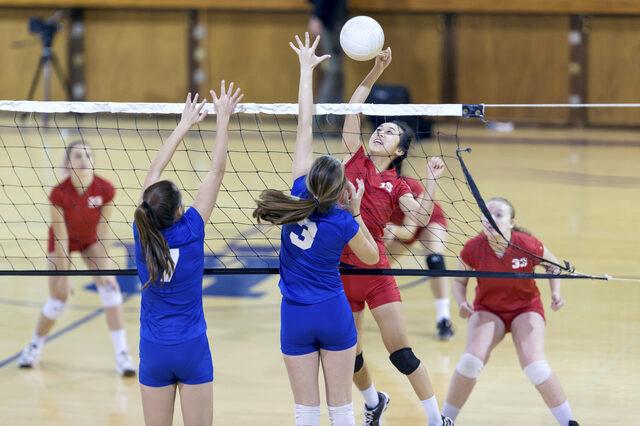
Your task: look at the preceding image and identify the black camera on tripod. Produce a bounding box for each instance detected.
[29,16,60,49]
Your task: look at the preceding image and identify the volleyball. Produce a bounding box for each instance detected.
[339,16,385,61]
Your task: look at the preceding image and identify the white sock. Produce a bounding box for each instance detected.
[361,384,380,409]
[441,402,460,421]
[31,332,45,348]
[434,298,451,321]
[110,329,128,355]
[328,403,355,426]
[295,404,320,426]
[421,395,443,426]
[550,400,574,425]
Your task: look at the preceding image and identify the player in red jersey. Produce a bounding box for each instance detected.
[441,197,579,426]
[385,176,454,341]
[339,47,453,426]
[18,141,136,376]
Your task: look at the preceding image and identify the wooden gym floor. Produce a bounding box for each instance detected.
[0,118,638,425]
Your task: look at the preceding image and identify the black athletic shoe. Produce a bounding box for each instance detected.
[363,391,390,426]
[568,421,579,426]
[437,318,454,341]
[441,415,455,425]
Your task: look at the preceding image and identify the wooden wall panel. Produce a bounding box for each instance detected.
[588,17,640,125]
[0,9,68,101]
[203,11,307,103]
[344,14,443,104]
[84,10,187,102]
[456,15,570,123]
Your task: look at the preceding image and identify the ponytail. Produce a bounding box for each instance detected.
[253,190,318,225]
[135,180,182,288]
[253,155,346,226]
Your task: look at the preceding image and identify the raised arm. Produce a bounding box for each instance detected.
[342,47,392,160]
[290,32,330,180]
[398,157,445,227]
[192,81,244,221]
[139,93,208,203]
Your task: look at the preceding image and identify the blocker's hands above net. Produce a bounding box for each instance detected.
[289,32,331,70]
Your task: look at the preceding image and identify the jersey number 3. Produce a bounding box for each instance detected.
[290,218,317,250]
[162,248,180,282]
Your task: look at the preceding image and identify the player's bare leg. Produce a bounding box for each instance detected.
[442,311,505,421]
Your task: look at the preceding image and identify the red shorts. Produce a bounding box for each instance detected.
[403,203,448,245]
[474,297,545,333]
[47,227,96,254]
[341,273,401,312]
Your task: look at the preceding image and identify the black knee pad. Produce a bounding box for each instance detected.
[389,347,421,375]
[426,253,446,271]
[354,352,364,373]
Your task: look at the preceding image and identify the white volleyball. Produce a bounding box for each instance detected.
[339,16,384,61]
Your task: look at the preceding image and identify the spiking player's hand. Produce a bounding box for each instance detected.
[289,32,331,70]
[210,80,244,122]
[427,156,445,180]
[373,47,392,72]
[179,92,208,127]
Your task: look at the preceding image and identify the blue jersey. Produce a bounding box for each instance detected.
[134,207,206,344]
[279,176,359,304]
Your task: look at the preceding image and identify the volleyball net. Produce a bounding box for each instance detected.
[0,101,616,279]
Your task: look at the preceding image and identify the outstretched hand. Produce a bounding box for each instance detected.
[373,47,392,72]
[346,178,365,215]
[210,80,244,121]
[179,92,208,127]
[289,32,331,69]
[427,156,445,180]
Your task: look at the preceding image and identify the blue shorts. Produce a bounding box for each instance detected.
[139,332,213,387]
[281,293,357,356]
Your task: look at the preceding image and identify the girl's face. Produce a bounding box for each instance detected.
[67,144,94,174]
[482,200,514,237]
[368,122,403,158]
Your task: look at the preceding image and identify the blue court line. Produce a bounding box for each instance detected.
[0,295,132,369]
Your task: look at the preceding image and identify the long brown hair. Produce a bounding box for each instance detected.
[487,196,531,235]
[134,180,182,288]
[253,155,347,225]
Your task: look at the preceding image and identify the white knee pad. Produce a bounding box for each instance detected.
[295,404,320,426]
[456,353,484,379]
[98,285,123,308]
[42,298,66,320]
[523,360,552,385]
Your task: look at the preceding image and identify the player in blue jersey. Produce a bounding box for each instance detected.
[253,33,380,426]
[133,83,243,426]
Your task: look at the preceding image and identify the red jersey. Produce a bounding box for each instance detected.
[47,175,116,253]
[389,176,447,232]
[340,146,411,268]
[460,231,544,313]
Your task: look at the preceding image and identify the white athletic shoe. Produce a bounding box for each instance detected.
[17,343,42,368]
[115,351,137,377]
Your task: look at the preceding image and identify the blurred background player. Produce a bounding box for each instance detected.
[385,176,454,340]
[253,33,379,426]
[134,85,242,426]
[307,0,347,106]
[17,140,136,376]
[337,48,453,426]
[441,197,579,426]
